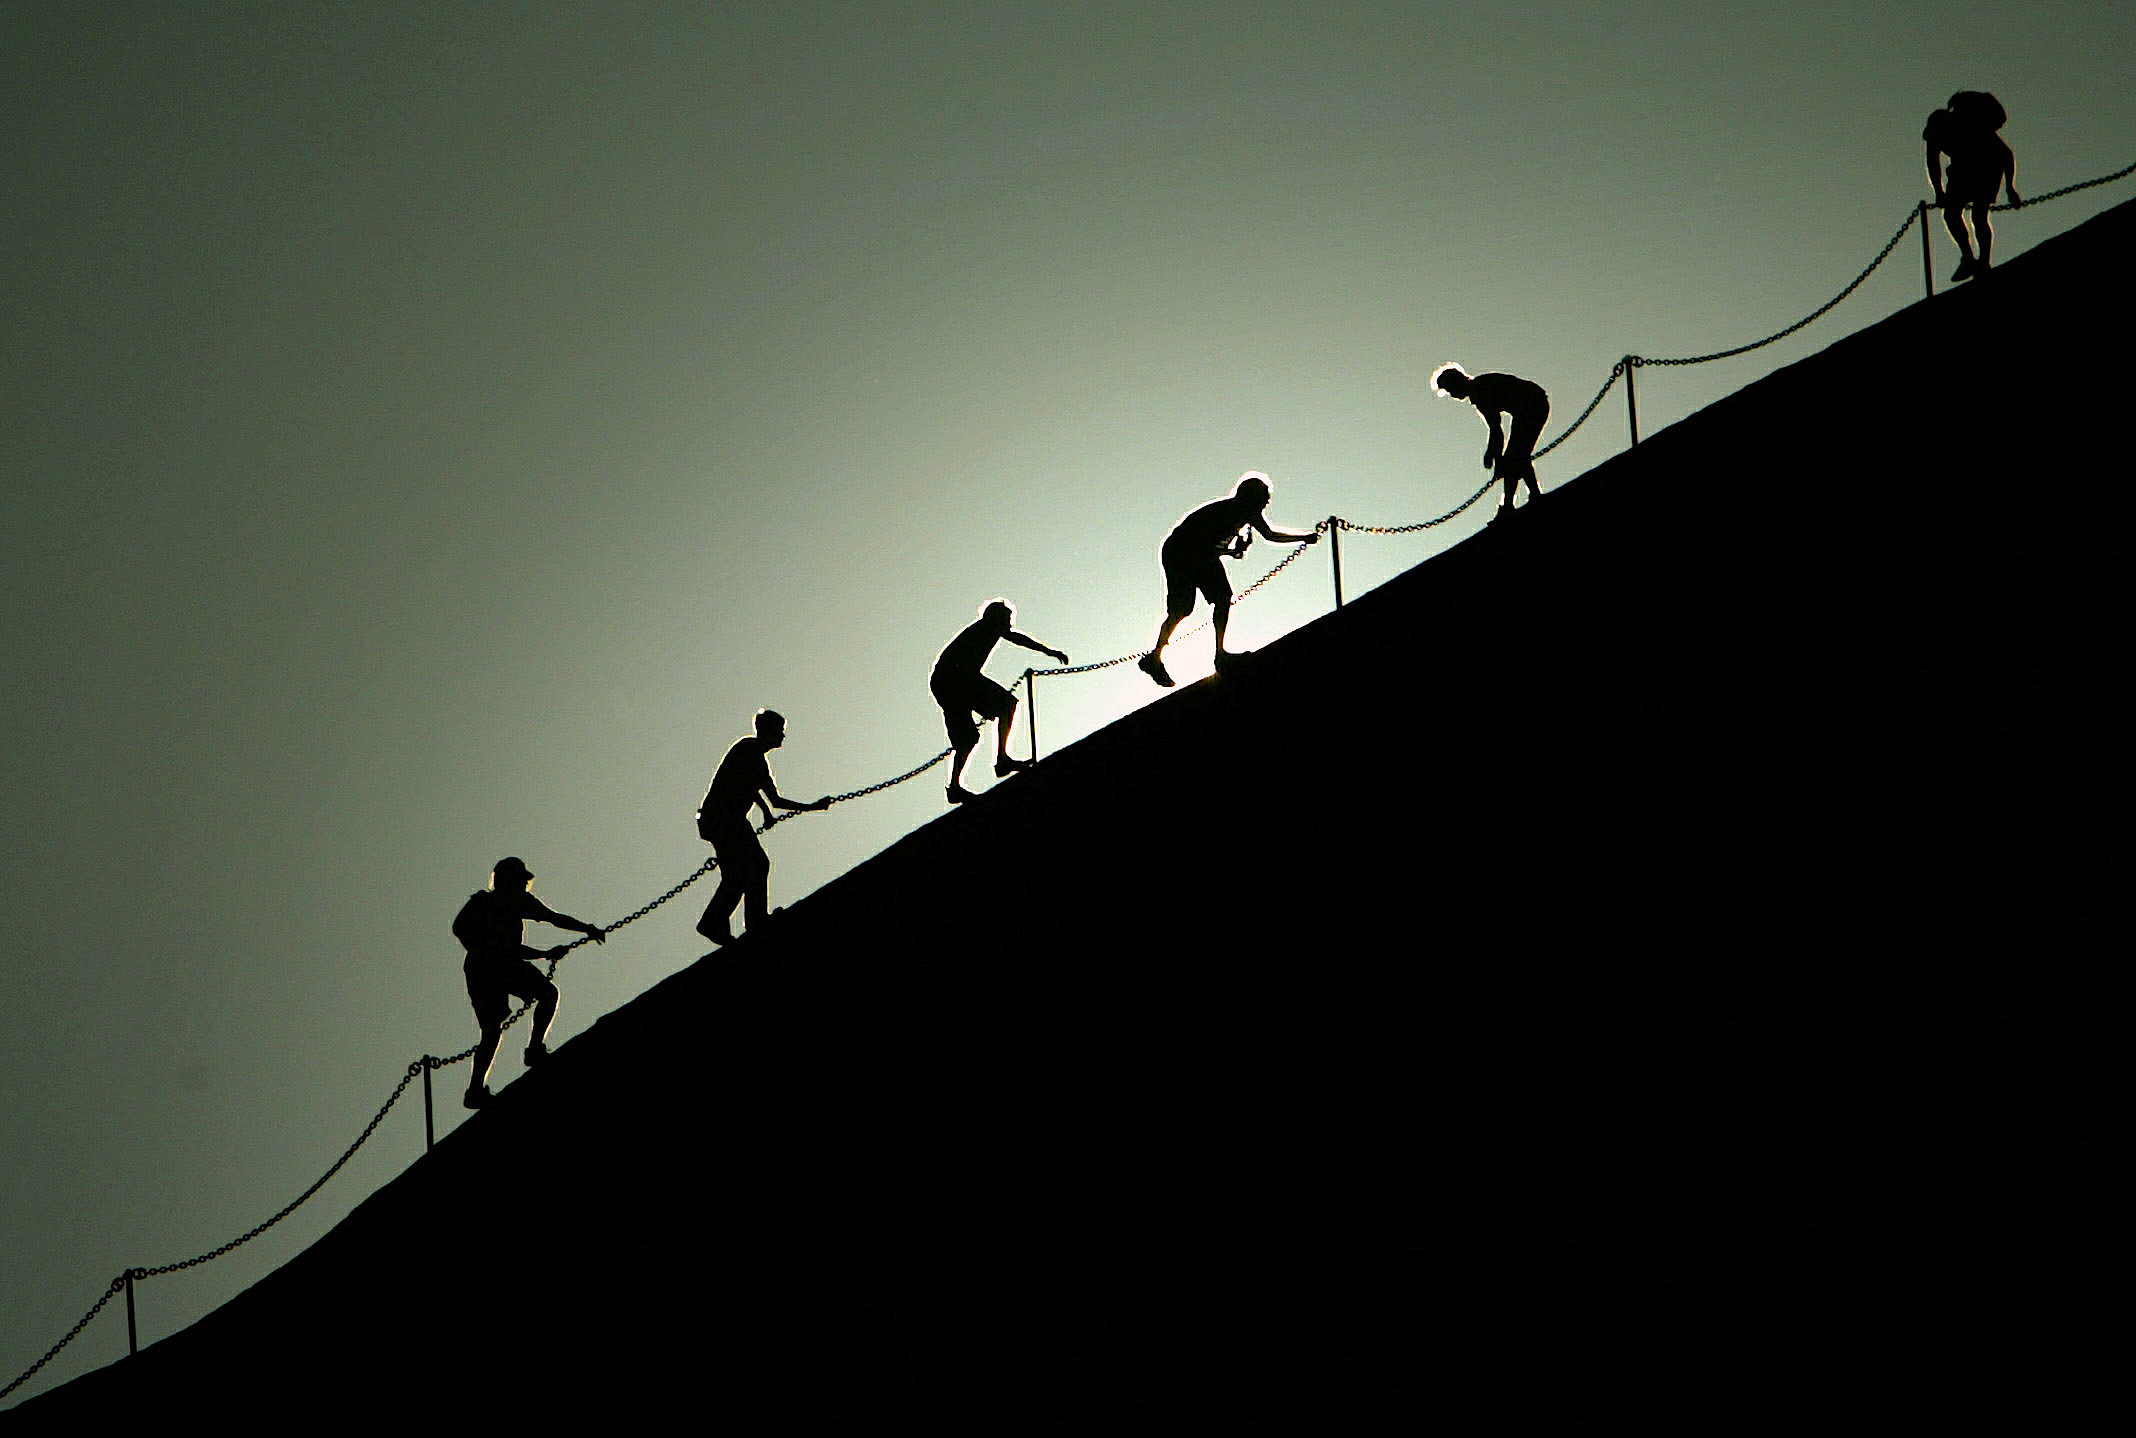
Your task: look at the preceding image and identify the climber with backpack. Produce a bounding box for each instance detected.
[1924,90,2021,282]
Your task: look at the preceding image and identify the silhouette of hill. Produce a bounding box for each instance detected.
[14,200,2128,1427]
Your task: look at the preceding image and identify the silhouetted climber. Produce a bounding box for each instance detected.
[1925,90,2020,282]
[1433,363,1550,521]
[695,709,830,950]
[452,856,606,1110]
[933,599,1069,803]
[1139,471,1319,687]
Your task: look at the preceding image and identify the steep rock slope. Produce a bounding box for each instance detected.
[17,199,2128,1427]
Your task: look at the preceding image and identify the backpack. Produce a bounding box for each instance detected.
[1948,91,2007,133]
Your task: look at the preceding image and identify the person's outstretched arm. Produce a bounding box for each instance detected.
[1006,630,1070,665]
[528,896,606,943]
[1250,515,1319,544]
[761,776,830,813]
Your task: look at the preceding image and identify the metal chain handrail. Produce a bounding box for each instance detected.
[14,156,2131,1411]
[1990,158,2136,210]
[1534,362,1626,459]
[1634,158,2133,374]
[1333,478,1497,536]
[0,1279,126,1401]
[795,747,954,811]
[1034,649,1144,677]
[139,1064,426,1279]
[2,744,956,1403]
[2,1063,427,1402]
[1634,205,1919,370]
[1233,528,1320,603]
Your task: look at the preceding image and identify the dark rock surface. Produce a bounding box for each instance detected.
[16,200,2127,1429]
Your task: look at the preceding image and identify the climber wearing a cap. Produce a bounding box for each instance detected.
[451,855,606,1109]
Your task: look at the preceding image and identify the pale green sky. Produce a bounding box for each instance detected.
[5,0,2130,1403]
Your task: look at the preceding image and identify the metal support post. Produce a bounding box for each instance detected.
[1624,357,1641,448]
[422,1057,435,1152]
[1919,200,1936,298]
[124,1270,138,1356]
[1328,518,1344,609]
[1024,670,1039,763]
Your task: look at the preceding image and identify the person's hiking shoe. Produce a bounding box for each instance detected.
[463,1084,492,1110]
[698,923,733,947]
[947,783,976,804]
[1138,653,1174,687]
[994,756,1032,778]
[523,1041,550,1068]
[1951,256,1979,283]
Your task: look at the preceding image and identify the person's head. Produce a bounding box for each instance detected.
[754,708,787,748]
[1233,472,1271,509]
[982,598,1013,628]
[1431,362,1471,399]
[491,856,534,891]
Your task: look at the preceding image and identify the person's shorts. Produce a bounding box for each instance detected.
[1942,142,2011,206]
[1942,168,2000,206]
[931,670,1015,746]
[1161,539,1229,615]
[463,948,553,1028]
